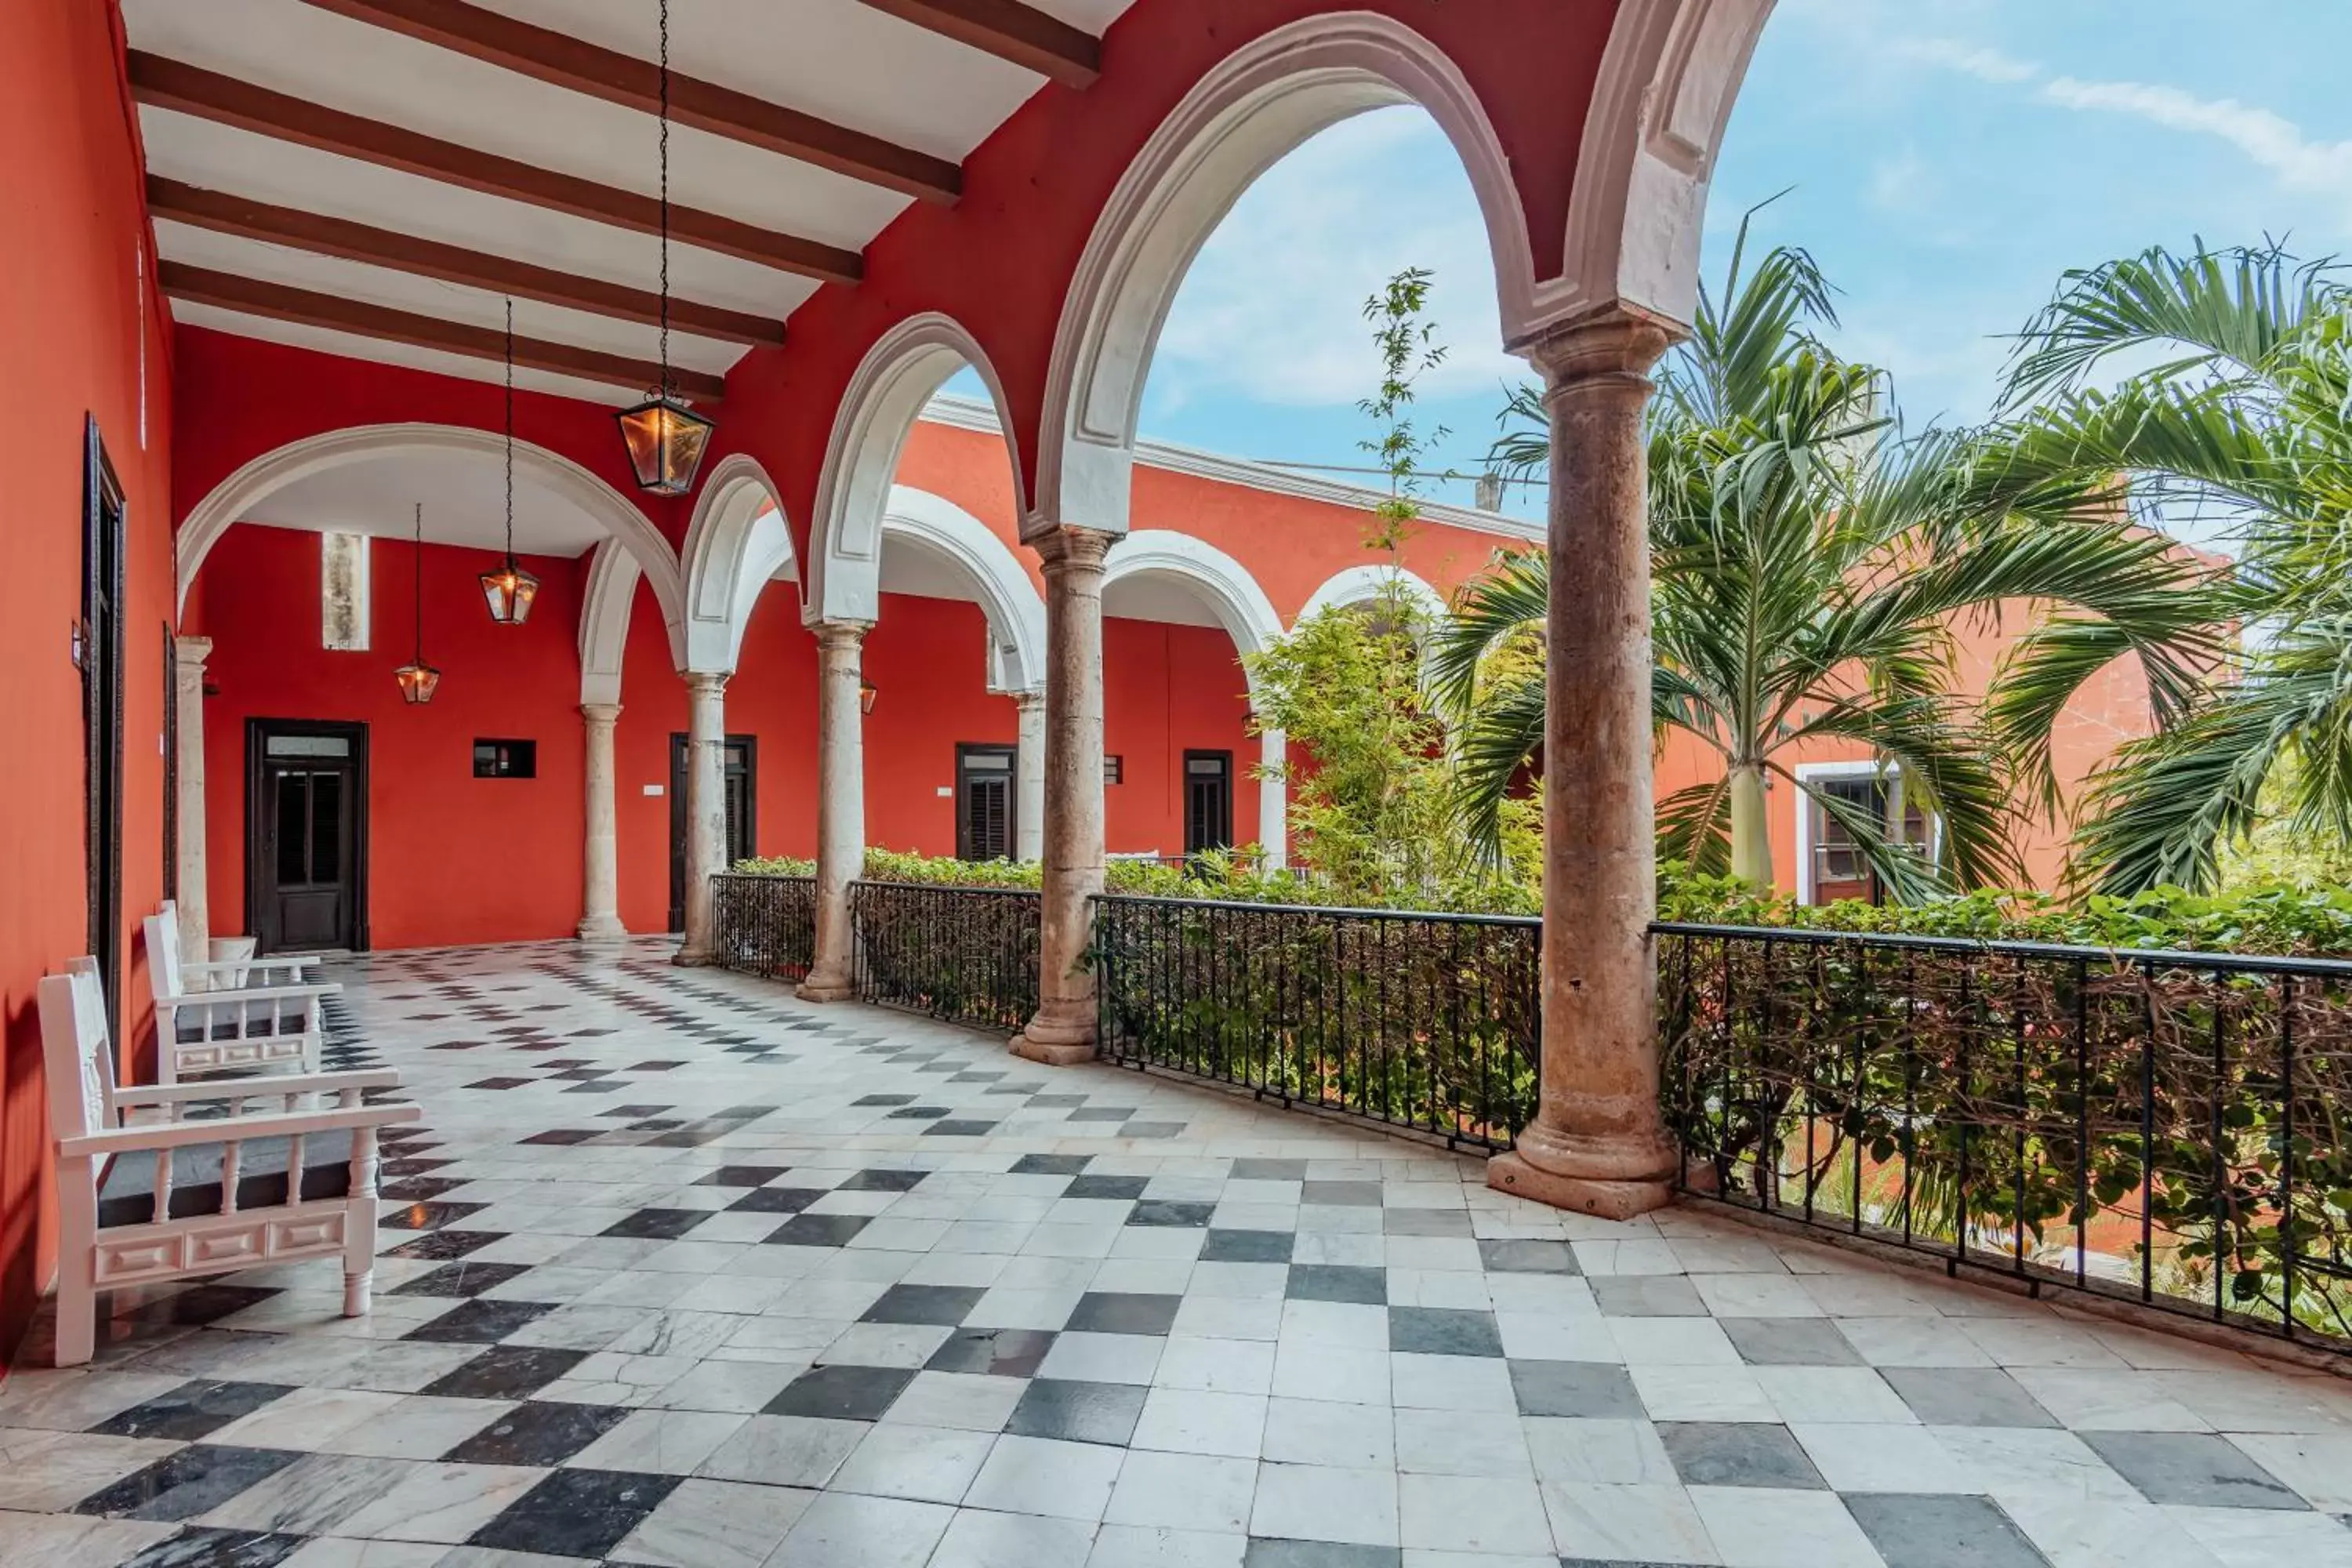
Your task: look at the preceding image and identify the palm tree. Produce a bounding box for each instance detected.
[1989,244,2352,893]
[1440,223,2219,898]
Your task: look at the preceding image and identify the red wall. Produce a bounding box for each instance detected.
[1106,620,1260,855]
[198,528,589,950]
[0,0,177,1370]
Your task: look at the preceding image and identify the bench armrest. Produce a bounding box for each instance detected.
[112,1069,404,1109]
[157,982,340,1009]
[62,1100,420,1159]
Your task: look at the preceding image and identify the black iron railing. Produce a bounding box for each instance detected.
[1094,895,1539,1149]
[851,880,1040,1033]
[1656,920,2352,1352]
[711,873,817,983]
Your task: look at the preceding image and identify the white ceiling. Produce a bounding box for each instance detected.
[125,0,1135,402]
[239,448,615,557]
[1103,572,1228,630]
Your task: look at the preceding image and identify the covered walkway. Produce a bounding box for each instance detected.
[5,946,2350,1568]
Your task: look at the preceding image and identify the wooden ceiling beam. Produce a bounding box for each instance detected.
[299,0,962,205]
[148,176,785,349]
[856,0,1101,89]
[129,51,864,285]
[160,260,728,402]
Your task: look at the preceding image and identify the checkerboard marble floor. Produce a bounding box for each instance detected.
[9,938,2352,1568]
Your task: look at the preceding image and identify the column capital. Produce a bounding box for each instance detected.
[172,633,214,667]
[1009,688,1046,712]
[1029,524,1116,579]
[579,702,623,726]
[681,669,731,697]
[1520,300,1682,390]
[811,619,873,652]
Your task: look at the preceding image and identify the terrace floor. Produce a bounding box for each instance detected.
[6,941,2352,1568]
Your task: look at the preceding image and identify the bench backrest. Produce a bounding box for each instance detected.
[145,903,186,1001]
[38,960,115,1144]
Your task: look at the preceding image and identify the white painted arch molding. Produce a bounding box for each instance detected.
[1542,0,1773,340]
[1296,564,1446,627]
[883,485,1046,696]
[1038,12,1537,539]
[680,452,800,674]
[1102,530,1287,698]
[577,541,639,708]
[175,423,689,668]
[808,311,1027,631]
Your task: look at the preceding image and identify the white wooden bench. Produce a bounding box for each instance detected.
[145,906,336,1083]
[42,960,419,1366]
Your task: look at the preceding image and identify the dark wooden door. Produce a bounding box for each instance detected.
[670,733,757,931]
[249,721,368,953]
[1184,750,1234,858]
[956,744,1016,862]
[82,420,126,1033]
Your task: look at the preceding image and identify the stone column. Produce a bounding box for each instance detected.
[172,636,212,960]
[1488,304,1682,1221]
[673,670,729,967]
[1012,525,1113,1065]
[1012,689,1045,862]
[578,703,625,941]
[800,621,870,1002]
[1257,728,1288,872]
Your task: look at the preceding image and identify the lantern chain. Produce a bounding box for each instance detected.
[504,296,516,561]
[412,501,425,660]
[659,0,672,401]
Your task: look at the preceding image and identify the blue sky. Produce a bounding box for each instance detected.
[1081,0,2352,526]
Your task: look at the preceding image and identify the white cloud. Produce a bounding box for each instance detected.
[1894,37,2040,85]
[1145,107,1523,416]
[2040,76,2352,215]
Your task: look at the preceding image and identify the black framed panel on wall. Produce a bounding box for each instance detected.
[82,417,127,1036]
[245,717,371,956]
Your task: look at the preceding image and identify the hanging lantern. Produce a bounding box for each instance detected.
[481,297,539,625]
[859,675,879,716]
[618,0,714,497]
[395,501,441,703]
[616,393,713,495]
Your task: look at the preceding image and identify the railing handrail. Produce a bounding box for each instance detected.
[1097,891,1539,927]
[853,878,1040,900]
[1652,919,2352,980]
[715,871,814,881]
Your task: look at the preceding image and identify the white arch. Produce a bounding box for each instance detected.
[1544,0,1771,338]
[176,423,687,665]
[807,312,1027,630]
[680,452,800,673]
[1038,13,1536,536]
[578,542,640,707]
[1297,564,1446,627]
[1102,529,1292,869]
[880,486,1047,695]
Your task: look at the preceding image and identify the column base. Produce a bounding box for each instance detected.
[1011,1001,1096,1066]
[1486,1150,1673,1221]
[1011,1031,1096,1067]
[797,971,854,1004]
[672,946,713,968]
[576,916,626,942]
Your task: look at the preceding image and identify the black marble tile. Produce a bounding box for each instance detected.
[601,1208,709,1240]
[1243,1544,1400,1568]
[1658,1423,1827,1490]
[698,1165,793,1187]
[1066,1174,1149,1201]
[1388,1307,1504,1358]
[379,1177,468,1203]
[1066,1107,1136,1122]
[520,1128,601,1145]
[1845,1494,2053,1568]
[886,1106,953,1120]
[1127,1200,1217,1228]
[765,1213,873,1247]
[924,1327,1058,1378]
[1006,1377,1147,1446]
[838,1167,929,1192]
[1474,1238,1581,1275]
[120,1526,307,1567]
[1230,1160,1309,1180]
[1066,1292,1181,1336]
[1508,1359,1647,1419]
[444,1399,630,1465]
[1381,1209,1472,1238]
[467,1467,682,1559]
[402,1298,557,1344]
[855,1094,917,1107]
[379,1201,490,1232]
[730,1186,828,1214]
[2082,1431,2308,1510]
[924,1120,999,1137]
[1201,1230,1295,1264]
[74,1445,303,1521]
[90,1381,293,1442]
[764,1363,914,1421]
[422,1345,590,1400]
[120,1286,280,1329]
[1123,1122,1188,1139]
[1011,1154,1094,1176]
[463,1077,533,1091]
[383,1229,505,1261]
[1287,1266,1387,1305]
[862,1284,985,1327]
[1300,1181,1383,1208]
[391,1261,536,1300]
[1719,1317,1864,1367]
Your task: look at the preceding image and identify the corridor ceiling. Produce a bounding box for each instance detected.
[125,0,1132,405]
